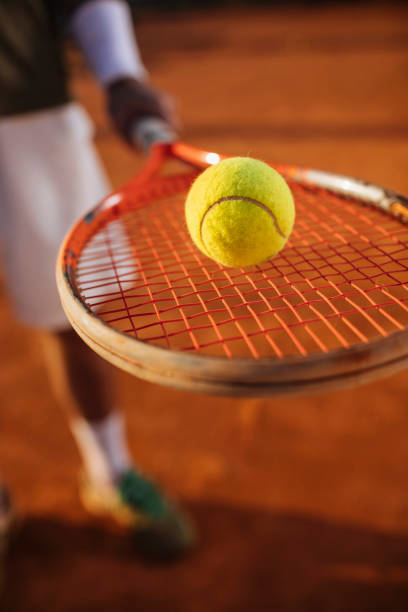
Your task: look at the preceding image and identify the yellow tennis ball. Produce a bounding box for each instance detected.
[185,156,295,267]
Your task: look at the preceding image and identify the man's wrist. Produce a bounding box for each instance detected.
[106,77,173,146]
[105,75,145,94]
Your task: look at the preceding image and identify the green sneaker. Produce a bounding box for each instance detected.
[79,469,196,562]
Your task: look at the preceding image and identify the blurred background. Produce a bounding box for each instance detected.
[1,0,408,610]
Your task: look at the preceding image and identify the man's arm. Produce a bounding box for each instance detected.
[60,0,174,145]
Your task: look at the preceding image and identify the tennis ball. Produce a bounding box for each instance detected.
[185,156,295,267]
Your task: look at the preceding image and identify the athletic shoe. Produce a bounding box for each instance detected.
[79,469,196,562]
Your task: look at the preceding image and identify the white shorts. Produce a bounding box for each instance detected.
[0,103,111,330]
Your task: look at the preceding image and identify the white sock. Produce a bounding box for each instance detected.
[70,412,133,486]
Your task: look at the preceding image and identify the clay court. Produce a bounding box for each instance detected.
[1,2,408,610]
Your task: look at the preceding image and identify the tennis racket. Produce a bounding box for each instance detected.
[56,118,408,396]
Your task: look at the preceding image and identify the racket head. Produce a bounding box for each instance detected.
[57,142,408,396]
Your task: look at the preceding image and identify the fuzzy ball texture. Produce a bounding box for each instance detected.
[185,156,295,267]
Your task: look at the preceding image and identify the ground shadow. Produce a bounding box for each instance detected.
[2,501,408,611]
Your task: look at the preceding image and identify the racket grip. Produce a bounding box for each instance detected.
[132,117,177,152]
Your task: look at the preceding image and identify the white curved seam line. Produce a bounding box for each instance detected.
[199,196,287,244]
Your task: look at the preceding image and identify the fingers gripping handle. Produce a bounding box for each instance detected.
[133,117,177,152]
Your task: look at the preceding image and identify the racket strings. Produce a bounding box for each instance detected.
[75,179,408,359]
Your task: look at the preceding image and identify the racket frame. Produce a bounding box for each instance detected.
[56,141,408,396]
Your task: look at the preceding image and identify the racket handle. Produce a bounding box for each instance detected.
[132,117,177,151]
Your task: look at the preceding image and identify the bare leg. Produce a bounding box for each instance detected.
[38,327,133,484]
[38,328,115,423]
[36,328,194,560]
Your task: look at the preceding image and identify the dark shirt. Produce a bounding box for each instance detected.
[0,0,87,116]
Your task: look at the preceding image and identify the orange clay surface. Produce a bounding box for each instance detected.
[1,3,408,610]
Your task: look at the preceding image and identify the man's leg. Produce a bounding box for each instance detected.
[38,328,131,484]
[0,103,194,561]
[39,328,114,421]
[38,327,195,560]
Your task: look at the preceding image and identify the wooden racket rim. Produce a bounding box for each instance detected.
[57,253,408,390]
[57,270,408,395]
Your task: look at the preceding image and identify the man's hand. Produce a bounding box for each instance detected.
[107,77,176,146]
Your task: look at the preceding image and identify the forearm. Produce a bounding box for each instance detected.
[66,0,147,85]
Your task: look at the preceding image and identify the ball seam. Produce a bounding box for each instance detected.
[199,196,287,245]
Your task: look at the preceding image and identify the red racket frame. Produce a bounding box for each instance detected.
[57,141,408,396]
